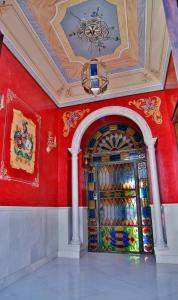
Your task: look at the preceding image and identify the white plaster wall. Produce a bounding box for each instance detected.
[152,204,178,264]
[0,207,58,290]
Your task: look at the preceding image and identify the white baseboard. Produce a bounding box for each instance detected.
[155,247,178,264]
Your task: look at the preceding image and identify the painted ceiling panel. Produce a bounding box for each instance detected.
[1,0,170,106]
[16,0,145,82]
[61,0,121,59]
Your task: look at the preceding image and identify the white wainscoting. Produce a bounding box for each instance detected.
[1,203,178,291]
[58,207,88,258]
[151,204,178,263]
[0,206,58,290]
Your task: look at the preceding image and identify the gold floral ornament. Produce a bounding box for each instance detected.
[129,96,162,124]
[46,131,56,153]
[0,94,4,110]
[63,109,90,137]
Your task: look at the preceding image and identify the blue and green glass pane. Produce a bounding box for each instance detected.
[88,171,97,226]
[92,151,146,164]
[100,190,136,199]
[90,63,97,76]
[88,227,98,251]
[98,164,135,191]
[93,156,102,163]
[142,227,153,253]
[88,200,97,226]
[99,198,138,226]
[88,171,95,200]
[138,162,151,226]
[100,226,140,252]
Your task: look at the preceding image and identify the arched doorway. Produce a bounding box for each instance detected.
[85,122,153,253]
[69,106,165,259]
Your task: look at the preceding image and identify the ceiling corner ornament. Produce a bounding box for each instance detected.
[128,97,163,125]
[63,109,90,137]
[81,58,108,96]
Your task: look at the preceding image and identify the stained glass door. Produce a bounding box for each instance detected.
[87,160,153,253]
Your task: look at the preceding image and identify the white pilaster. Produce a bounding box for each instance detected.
[68,148,81,245]
[148,139,166,248]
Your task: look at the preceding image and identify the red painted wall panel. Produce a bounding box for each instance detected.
[58,90,178,206]
[1,45,177,207]
[0,45,58,206]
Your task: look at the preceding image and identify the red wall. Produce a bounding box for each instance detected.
[1,44,178,207]
[58,90,178,207]
[0,45,58,206]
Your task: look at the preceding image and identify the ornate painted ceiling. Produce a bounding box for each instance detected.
[0,0,170,107]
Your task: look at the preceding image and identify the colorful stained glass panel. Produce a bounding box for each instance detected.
[98,164,135,191]
[100,190,136,198]
[99,198,138,226]
[88,227,98,252]
[100,226,140,252]
[142,227,153,253]
[88,123,145,154]
[88,200,97,226]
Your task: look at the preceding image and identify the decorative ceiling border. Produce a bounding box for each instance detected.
[15,0,71,83]
[4,32,170,108]
[58,82,164,108]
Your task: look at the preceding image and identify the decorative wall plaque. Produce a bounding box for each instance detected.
[0,89,41,187]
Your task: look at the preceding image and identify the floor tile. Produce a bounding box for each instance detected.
[0,253,178,300]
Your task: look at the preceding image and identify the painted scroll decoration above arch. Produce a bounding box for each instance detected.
[63,108,90,137]
[128,97,163,125]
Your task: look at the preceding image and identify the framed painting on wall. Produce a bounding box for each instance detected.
[0,89,41,186]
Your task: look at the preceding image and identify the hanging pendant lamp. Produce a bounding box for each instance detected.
[81,58,109,96]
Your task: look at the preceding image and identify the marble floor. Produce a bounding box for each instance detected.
[0,252,178,300]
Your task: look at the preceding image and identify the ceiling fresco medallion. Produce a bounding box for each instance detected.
[61,0,120,59]
[51,0,128,62]
[16,0,141,82]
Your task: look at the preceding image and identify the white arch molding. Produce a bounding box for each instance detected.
[69,106,166,254]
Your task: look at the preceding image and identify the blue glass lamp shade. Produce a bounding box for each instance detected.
[81,58,108,96]
[90,63,98,76]
[91,79,99,88]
